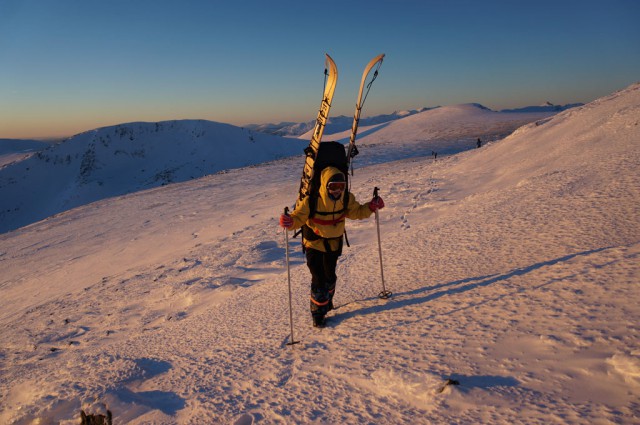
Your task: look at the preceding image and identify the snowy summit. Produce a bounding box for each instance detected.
[0,83,639,424]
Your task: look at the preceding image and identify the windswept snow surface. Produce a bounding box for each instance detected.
[1,84,639,424]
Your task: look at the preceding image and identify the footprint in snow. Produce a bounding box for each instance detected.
[233,412,254,425]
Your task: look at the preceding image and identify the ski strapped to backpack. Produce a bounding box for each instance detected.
[296,54,338,210]
[346,54,385,173]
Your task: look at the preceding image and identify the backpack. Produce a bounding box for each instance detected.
[296,141,351,253]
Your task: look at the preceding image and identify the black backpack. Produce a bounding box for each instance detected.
[306,141,349,217]
[297,141,350,252]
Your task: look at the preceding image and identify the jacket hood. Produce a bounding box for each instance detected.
[319,166,346,203]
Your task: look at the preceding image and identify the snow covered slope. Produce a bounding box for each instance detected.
[0,120,305,233]
[314,104,558,168]
[0,84,638,424]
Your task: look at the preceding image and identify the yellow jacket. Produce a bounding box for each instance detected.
[289,166,373,252]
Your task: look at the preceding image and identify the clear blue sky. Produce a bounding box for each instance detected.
[1,0,638,138]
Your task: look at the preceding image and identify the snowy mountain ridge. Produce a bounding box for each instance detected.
[0,119,306,233]
[245,108,432,137]
[247,102,582,137]
[500,101,584,113]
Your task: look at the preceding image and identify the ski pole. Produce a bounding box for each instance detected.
[283,207,300,346]
[373,188,392,299]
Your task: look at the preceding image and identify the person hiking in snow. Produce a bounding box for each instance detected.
[279,167,385,327]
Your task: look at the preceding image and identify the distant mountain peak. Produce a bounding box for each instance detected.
[467,103,493,111]
[501,102,583,113]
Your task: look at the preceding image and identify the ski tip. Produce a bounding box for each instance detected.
[371,53,385,65]
[324,54,338,77]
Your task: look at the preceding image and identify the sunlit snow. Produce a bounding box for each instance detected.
[1,84,638,424]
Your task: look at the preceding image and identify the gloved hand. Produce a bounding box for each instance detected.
[369,196,385,212]
[279,213,293,229]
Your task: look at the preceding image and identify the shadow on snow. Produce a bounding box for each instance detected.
[333,246,612,323]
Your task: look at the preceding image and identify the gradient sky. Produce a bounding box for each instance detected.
[1,0,639,139]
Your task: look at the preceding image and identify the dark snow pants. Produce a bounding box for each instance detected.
[305,248,340,319]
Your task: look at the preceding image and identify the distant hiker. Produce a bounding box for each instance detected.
[432,151,438,160]
[476,138,482,148]
[279,168,385,327]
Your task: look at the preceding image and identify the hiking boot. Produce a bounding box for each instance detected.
[312,315,326,328]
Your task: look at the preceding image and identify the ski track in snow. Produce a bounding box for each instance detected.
[1,85,640,424]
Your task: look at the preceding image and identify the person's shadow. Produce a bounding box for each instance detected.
[332,247,611,325]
